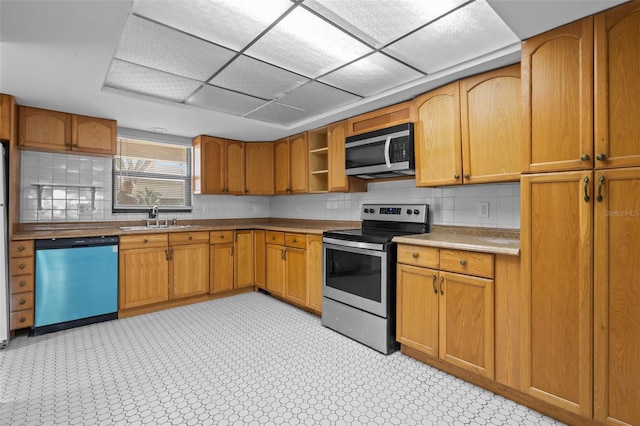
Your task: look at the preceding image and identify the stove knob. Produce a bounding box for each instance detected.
[414,209,420,215]
[406,209,412,215]
[364,208,369,213]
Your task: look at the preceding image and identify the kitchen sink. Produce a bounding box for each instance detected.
[119,224,199,231]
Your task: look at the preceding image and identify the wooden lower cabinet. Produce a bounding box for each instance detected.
[284,247,306,306]
[119,244,169,310]
[9,240,35,330]
[210,231,234,294]
[234,230,254,289]
[169,233,209,299]
[305,235,323,312]
[397,255,495,379]
[266,236,286,297]
[254,230,266,289]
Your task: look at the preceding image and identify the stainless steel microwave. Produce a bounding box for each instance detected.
[344,123,414,179]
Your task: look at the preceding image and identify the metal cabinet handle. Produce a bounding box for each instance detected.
[65,142,71,147]
[220,235,225,239]
[231,245,234,256]
[18,245,25,252]
[188,236,192,241]
[19,264,25,270]
[292,239,297,243]
[459,259,467,266]
[412,252,419,259]
[19,317,26,323]
[580,154,590,162]
[72,143,78,148]
[165,249,169,261]
[19,281,26,287]
[454,174,460,180]
[596,175,605,202]
[596,153,607,161]
[282,249,287,261]
[583,176,590,202]
[143,238,148,243]
[431,275,437,294]
[19,299,26,305]
[464,173,470,179]
[439,276,445,295]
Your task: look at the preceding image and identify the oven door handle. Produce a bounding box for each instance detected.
[323,238,384,251]
[384,136,392,168]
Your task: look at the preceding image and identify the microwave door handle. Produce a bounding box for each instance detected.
[384,136,392,168]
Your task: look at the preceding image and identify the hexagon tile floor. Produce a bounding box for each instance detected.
[1,292,565,426]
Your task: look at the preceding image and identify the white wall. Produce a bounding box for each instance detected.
[20,150,519,229]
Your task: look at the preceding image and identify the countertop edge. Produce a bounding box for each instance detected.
[392,234,520,256]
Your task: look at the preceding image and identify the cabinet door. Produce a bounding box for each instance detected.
[285,247,306,306]
[274,138,290,194]
[266,244,285,296]
[1,94,15,141]
[327,121,348,192]
[594,167,640,425]
[119,247,169,309]
[200,136,226,194]
[594,2,640,169]
[245,142,274,195]
[396,264,439,357]
[71,115,116,155]
[521,171,593,416]
[210,243,234,294]
[226,140,245,194]
[18,106,71,151]
[460,64,522,184]
[521,17,593,173]
[414,82,462,186]
[306,235,323,312]
[289,133,309,194]
[254,230,266,289]
[234,230,254,289]
[170,243,209,299]
[439,271,494,379]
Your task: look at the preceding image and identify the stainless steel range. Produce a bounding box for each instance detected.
[322,203,429,354]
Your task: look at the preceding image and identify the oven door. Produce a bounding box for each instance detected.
[323,239,389,318]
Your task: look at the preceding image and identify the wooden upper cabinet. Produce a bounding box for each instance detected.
[71,114,116,155]
[274,138,290,194]
[327,121,348,192]
[414,82,462,187]
[245,142,274,195]
[461,64,522,184]
[347,101,413,136]
[225,139,245,195]
[289,133,308,194]
[1,93,16,141]
[594,1,640,169]
[521,17,594,173]
[18,106,116,155]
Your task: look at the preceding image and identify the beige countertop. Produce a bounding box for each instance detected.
[393,225,520,256]
[11,218,362,240]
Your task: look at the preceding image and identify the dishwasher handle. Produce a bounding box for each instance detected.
[36,236,119,249]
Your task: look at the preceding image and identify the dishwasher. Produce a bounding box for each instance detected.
[34,236,119,335]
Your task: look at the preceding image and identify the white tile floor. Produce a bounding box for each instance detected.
[1,293,564,426]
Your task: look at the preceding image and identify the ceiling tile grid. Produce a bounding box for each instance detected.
[103,0,521,126]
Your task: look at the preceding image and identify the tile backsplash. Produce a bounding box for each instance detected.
[20,150,519,229]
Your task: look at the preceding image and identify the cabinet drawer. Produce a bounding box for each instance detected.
[397,245,439,269]
[169,231,209,245]
[11,240,34,258]
[10,257,34,276]
[10,274,34,293]
[285,233,306,249]
[119,233,168,250]
[265,231,285,245]
[440,249,494,278]
[10,310,34,330]
[210,230,234,244]
[11,292,34,311]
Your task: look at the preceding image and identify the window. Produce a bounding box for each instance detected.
[113,137,192,212]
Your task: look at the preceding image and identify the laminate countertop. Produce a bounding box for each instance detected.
[11,218,362,240]
[393,225,520,256]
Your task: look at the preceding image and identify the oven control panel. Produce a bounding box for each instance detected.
[360,203,429,224]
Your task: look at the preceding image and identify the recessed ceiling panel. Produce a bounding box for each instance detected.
[278,81,361,113]
[245,7,372,78]
[303,0,469,48]
[383,0,520,74]
[115,15,235,82]
[210,55,310,100]
[104,59,202,102]
[319,53,424,97]
[246,102,318,126]
[132,0,294,52]
[186,85,267,115]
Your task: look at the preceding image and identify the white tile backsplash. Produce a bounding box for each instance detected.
[20,151,520,228]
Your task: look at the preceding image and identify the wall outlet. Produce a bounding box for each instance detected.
[478,201,490,218]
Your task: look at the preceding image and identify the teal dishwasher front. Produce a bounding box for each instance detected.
[34,236,118,335]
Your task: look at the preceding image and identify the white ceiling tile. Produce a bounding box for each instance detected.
[115,16,236,81]
[132,0,294,51]
[319,53,424,97]
[278,81,361,113]
[104,59,202,102]
[245,7,372,78]
[186,85,267,115]
[383,0,520,74]
[210,56,310,100]
[304,0,468,48]
[246,102,318,125]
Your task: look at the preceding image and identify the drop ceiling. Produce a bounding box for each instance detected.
[0,0,628,141]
